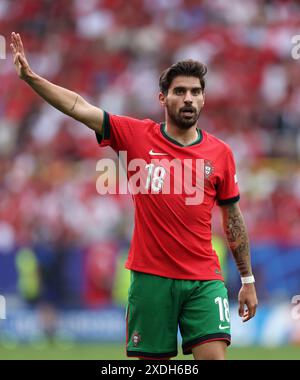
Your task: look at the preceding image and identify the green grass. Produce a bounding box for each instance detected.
[0,343,299,360]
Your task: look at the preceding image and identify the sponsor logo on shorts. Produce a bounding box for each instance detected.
[132,331,141,347]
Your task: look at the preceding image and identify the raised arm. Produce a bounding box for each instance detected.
[220,202,258,322]
[10,32,103,134]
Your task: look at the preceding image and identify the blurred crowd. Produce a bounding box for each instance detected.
[1,0,300,306]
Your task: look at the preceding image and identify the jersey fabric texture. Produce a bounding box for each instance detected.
[96,112,240,281]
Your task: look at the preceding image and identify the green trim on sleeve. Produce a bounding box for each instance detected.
[95,111,110,144]
[217,195,240,206]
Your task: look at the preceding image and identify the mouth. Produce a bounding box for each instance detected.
[180,108,195,117]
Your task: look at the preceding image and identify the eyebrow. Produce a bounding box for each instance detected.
[173,86,202,91]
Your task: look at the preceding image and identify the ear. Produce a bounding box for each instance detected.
[159,92,166,106]
[202,92,205,107]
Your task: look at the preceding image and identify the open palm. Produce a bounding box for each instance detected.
[10,32,31,80]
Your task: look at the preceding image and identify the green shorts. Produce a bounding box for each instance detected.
[126,271,231,359]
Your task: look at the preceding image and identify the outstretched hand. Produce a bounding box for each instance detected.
[10,32,31,80]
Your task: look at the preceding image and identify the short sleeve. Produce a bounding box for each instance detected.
[217,148,240,206]
[95,111,149,153]
[95,111,111,147]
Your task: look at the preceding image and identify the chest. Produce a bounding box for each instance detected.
[121,134,226,196]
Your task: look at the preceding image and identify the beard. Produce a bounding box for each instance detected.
[166,104,201,129]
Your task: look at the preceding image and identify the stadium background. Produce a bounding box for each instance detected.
[0,0,300,359]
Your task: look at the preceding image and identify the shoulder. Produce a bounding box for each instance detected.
[204,130,233,155]
[108,113,157,129]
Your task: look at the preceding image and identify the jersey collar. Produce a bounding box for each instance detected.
[160,123,203,147]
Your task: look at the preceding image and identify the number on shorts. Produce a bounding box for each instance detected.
[215,297,230,322]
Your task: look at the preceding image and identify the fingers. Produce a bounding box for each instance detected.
[10,43,16,55]
[242,310,251,322]
[17,53,26,67]
[238,286,258,323]
[11,32,23,54]
[15,33,24,54]
[238,301,244,317]
[13,53,20,65]
[248,303,257,320]
[18,34,25,54]
[241,302,258,322]
[11,32,18,53]
[11,33,26,68]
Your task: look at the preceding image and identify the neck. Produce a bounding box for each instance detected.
[165,117,199,146]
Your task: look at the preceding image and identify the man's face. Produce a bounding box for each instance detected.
[159,76,205,129]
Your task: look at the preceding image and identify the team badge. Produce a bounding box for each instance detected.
[132,331,141,347]
[204,160,214,179]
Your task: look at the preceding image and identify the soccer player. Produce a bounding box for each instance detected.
[11,32,258,360]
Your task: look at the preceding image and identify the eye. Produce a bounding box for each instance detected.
[174,88,185,95]
[192,88,202,96]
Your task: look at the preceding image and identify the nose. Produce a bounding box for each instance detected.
[184,91,193,103]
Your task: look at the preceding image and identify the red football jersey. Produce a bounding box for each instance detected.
[96,112,240,280]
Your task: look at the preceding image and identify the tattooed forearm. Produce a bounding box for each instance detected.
[221,203,252,277]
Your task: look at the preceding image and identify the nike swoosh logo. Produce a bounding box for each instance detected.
[149,149,168,156]
[219,324,230,330]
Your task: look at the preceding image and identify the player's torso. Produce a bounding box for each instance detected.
[122,122,226,216]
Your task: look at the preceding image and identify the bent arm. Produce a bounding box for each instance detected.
[11,32,103,134]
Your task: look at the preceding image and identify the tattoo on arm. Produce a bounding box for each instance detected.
[222,203,252,277]
[70,95,78,112]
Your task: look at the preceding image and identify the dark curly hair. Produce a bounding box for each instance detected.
[159,60,207,95]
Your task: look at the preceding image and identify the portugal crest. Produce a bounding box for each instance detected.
[204,160,214,179]
[132,331,141,347]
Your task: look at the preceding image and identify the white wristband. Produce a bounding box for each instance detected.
[241,275,255,284]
